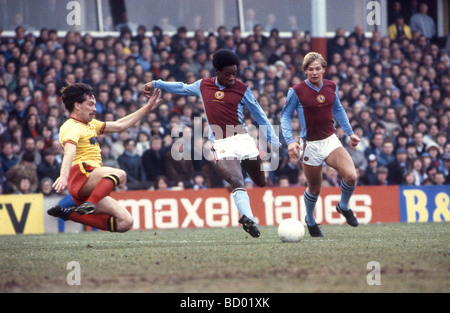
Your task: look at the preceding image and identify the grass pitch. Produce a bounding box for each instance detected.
[0,222,448,293]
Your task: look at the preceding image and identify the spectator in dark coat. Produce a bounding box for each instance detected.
[0,141,18,174]
[37,148,60,181]
[387,148,409,185]
[163,141,194,187]
[276,156,300,185]
[360,154,379,185]
[118,138,148,190]
[6,151,39,193]
[142,135,166,183]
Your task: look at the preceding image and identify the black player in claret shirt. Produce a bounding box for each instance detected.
[143,50,282,238]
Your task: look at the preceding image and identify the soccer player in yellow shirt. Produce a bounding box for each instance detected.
[48,83,161,232]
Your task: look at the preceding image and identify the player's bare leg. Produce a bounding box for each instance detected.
[325,147,359,227]
[95,196,133,232]
[325,147,357,187]
[79,166,127,199]
[302,163,323,196]
[74,166,126,214]
[241,156,265,187]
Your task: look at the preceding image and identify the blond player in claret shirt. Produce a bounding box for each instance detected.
[281,52,361,237]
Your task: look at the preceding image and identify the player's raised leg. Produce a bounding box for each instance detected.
[95,196,133,232]
[48,166,131,232]
[77,166,127,213]
[51,196,133,232]
[75,166,131,231]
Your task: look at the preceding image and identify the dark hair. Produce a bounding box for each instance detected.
[60,82,94,112]
[22,151,35,163]
[42,148,56,157]
[123,138,135,147]
[152,25,162,33]
[154,175,170,190]
[177,26,187,34]
[212,50,240,71]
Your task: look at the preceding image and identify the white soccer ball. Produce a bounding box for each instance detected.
[278,218,305,242]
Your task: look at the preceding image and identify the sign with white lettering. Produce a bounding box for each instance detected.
[111,186,400,230]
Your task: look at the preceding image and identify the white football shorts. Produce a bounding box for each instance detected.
[212,133,259,161]
[302,134,342,166]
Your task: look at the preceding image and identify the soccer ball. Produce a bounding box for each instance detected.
[278,218,305,242]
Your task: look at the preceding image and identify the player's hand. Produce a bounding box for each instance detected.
[348,133,360,147]
[287,142,301,162]
[142,82,154,98]
[145,88,162,112]
[52,176,68,194]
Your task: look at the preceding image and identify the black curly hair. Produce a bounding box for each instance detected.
[212,49,240,71]
[60,82,95,112]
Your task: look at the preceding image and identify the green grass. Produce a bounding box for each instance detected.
[0,222,449,293]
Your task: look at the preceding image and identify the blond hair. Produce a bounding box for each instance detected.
[302,52,327,71]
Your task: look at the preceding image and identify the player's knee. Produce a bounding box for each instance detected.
[308,186,321,196]
[343,172,357,187]
[256,179,266,187]
[114,169,127,184]
[116,214,133,233]
[228,176,244,189]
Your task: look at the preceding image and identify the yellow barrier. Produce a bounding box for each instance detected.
[0,194,44,235]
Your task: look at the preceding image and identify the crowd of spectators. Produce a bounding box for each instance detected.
[0,7,449,195]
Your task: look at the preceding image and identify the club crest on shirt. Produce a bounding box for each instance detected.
[89,136,99,145]
[215,91,225,99]
[316,94,326,104]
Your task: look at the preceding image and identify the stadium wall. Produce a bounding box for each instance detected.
[0,186,448,235]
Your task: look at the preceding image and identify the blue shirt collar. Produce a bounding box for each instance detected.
[215,78,235,90]
[305,79,323,92]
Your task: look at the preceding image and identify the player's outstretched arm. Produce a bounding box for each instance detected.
[104,88,162,134]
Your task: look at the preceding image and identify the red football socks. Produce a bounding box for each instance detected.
[86,175,119,205]
[68,213,116,232]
